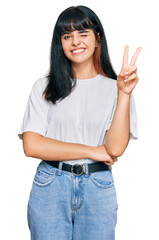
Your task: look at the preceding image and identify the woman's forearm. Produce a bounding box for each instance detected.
[105,90,131,157]
[23,132,94,161]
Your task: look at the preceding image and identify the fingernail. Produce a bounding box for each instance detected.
[124,79,128,82]
[124,72,129,75]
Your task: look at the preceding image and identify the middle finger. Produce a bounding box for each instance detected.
[130,47,142,66]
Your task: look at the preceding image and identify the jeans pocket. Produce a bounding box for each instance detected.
[33,161,57,187]
[90,170,114,189]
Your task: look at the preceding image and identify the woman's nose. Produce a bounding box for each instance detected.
[72,36,80,46]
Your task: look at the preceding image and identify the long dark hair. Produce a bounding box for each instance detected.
[43,5,117,104]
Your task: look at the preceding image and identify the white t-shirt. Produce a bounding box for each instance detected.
[18,73,138,165]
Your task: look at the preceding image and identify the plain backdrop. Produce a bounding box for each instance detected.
[1,0,159,239]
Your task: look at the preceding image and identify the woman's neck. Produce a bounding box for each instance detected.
[72,61,98,79]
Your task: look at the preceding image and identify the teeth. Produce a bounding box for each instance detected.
[72,49,85,53]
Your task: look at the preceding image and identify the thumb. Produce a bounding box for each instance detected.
[113,158,118,162]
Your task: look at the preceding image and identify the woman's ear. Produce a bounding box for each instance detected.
[97,32,100,41]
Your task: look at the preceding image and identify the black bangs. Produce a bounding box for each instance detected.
[57,8,98,35]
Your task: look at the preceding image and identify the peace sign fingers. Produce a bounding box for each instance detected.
[117,44,142,95]
[130,46,142,66]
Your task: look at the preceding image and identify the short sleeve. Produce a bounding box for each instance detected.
[18,78,51,140]
[107,93,138,140]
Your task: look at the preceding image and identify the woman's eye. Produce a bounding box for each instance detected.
[81,35,87,37]
[64,36,70,40]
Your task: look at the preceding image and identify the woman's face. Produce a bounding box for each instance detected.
[61,29,98,64]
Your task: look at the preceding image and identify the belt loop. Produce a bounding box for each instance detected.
[83,163,89,177]
[57,161,63,175]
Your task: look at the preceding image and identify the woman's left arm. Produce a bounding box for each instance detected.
[105,45,142,157]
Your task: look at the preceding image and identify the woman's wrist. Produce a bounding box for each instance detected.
[84,145,96,159]
[118,89,131,99]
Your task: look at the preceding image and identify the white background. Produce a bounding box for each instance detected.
[1,0,159,239]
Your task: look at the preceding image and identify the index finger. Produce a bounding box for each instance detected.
[130,47,142,66]
[122,45,129,69]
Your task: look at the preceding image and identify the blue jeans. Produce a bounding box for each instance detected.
[27,160,118,240]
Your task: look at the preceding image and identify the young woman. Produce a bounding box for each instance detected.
[18,5,141,240]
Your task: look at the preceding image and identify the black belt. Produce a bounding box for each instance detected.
[44,160,110,176]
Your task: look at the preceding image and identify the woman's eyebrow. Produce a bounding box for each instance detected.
[61,31,71,36]
[78,30,89,33]
[62,30,89,35]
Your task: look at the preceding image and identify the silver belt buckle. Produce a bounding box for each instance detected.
[71,163,85,176]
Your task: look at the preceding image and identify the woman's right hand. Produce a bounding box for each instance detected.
[89,145,118,165]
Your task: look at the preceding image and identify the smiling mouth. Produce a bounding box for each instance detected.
[71,48,86,55]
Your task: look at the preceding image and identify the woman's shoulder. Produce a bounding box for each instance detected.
[34,76,49,87]
[31,76,49,92]
[98,74,117,92]
[29,76,51,106]
[99,74,117,84]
